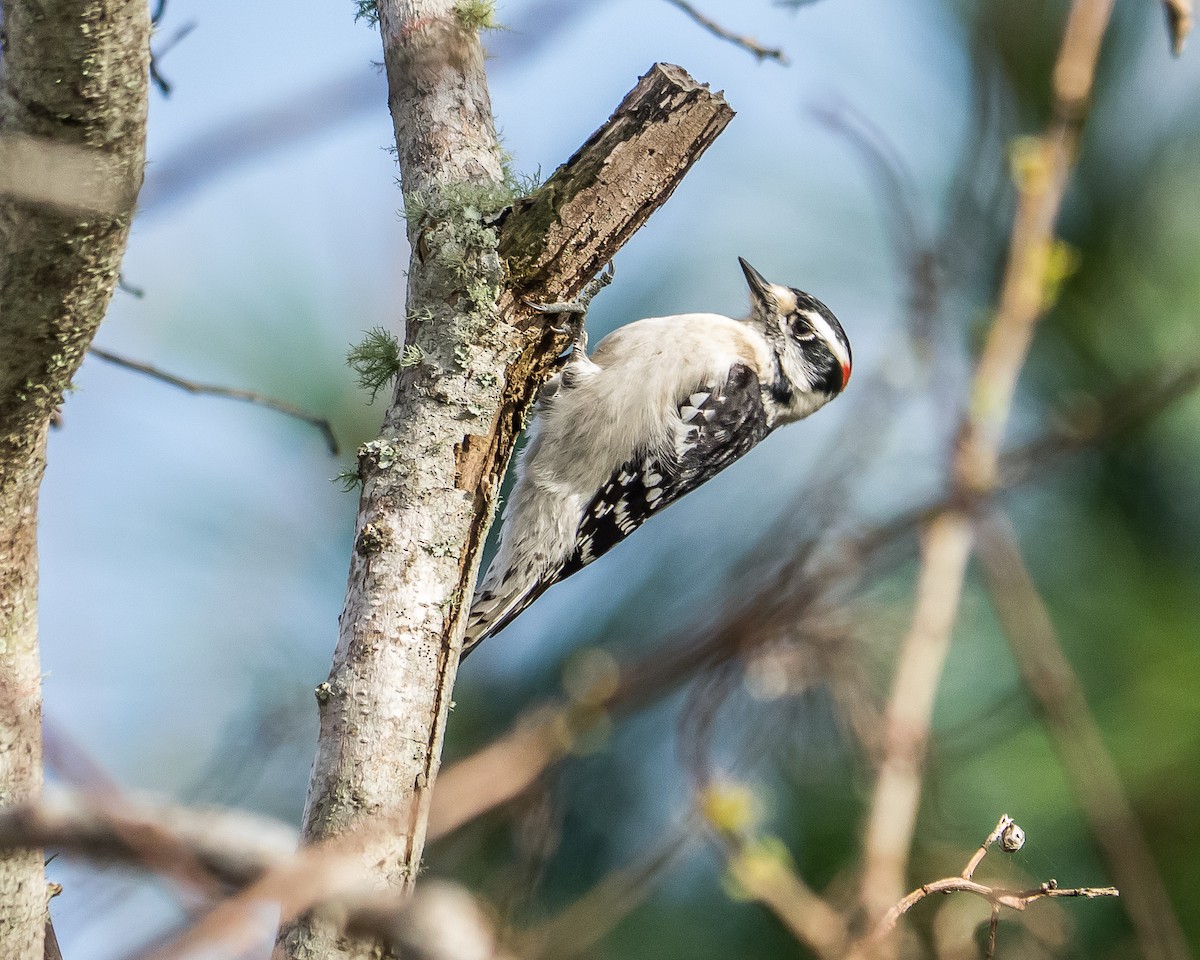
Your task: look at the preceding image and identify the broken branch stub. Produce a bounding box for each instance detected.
[498,62,735,311]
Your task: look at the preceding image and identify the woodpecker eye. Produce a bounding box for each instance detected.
[790,315,816,341]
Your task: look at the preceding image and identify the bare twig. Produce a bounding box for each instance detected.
[149,21,197,97]
[1163,0,1194,55]
[876,876,1119,934]
[961,814,1019,881]
[663,0,789,64]
[871,815,1117,944]
[88,346,339,454]
[977,514,1194,960]
[858,0,1120,930]
[984,905,1000,960]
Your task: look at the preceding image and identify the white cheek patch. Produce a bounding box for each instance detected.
[802,309,850,371]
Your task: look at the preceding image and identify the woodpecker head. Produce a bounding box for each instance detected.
[739,258,851,405]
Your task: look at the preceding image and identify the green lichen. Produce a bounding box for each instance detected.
[347,327,401,401]
[353,0,378,26]
[331,468,363,492]
[347,332,424,403]
[453,0,500,31]
[359,437,403,470]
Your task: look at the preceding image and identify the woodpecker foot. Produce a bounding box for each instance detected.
[522,262,615,330]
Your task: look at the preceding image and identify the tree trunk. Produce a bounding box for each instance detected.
[277,3,731,956]
[0,1,150,955]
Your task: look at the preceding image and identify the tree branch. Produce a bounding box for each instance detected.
[0,0,150,954]
[662,0,789,64]
[88,347,339,454]
[869,815,1118,947]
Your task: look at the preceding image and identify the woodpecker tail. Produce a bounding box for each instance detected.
[461,569,555,659]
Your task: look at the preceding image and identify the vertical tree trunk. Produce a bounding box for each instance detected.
[277,3,513,957]
[277,2,735,954]
[0,1,150,955]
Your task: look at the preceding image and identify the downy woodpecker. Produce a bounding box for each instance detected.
[463,259,851,656]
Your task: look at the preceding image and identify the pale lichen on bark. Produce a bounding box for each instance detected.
[0,0,150,955]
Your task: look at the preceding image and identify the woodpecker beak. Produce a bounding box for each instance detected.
[738,257,773,306]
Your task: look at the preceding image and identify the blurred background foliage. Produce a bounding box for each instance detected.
[34,0,1200,956]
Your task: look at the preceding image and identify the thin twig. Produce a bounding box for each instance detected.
[662,0,789,64]
[88,346,339,454]
[149,21,197,97]
[976,514,1194,960]
[985,905,1000,960]
[876,876,1119,934]
[961,814,1015,881]
[870,816,1117,942]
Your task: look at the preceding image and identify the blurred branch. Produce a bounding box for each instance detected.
[858,512,973,924]
[662,0,789,63]
[88,346,340,454]
[521,832,690,960]
[976,514,1194,960]
[858,0,1120,931]
[0,795,503,960]
[1001,361,1200,485]
[0,791,296,890]
[702,783,847,960]
[1163,0,1193,55]
[21,361,1197,959]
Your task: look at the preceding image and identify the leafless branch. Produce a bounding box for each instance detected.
[149,20,197,97]
[702,783,847,960]
[0,793,504,960]
[869,815,1117,947]
[520,833,690,960]
[0,791,296,890]
[88,346,339,454]
[663,0,789,64]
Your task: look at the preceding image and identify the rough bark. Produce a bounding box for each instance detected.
[278,1,732,951]
[0,1,149,955]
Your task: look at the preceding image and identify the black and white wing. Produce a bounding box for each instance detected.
[565,363,770,575]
